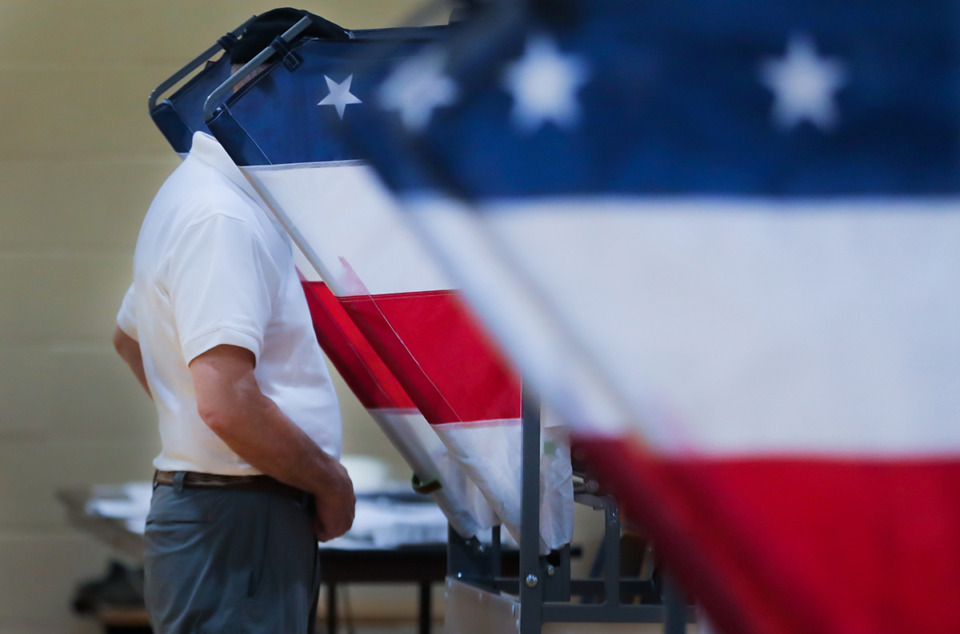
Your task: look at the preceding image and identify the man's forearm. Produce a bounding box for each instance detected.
[200,374,342,495]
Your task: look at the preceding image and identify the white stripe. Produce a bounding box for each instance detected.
[436,421,574,552]
[412,195,960,456]
[435,417,521,430]
[244,163,454,295]
[372,409,495,538]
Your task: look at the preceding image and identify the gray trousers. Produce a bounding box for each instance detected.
[143,477,320,633]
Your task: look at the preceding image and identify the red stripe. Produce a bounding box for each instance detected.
[338,290,521,425]
[301,281,414,410]
[574,436,960,633]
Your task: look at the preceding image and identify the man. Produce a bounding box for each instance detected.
[113,9,354,633]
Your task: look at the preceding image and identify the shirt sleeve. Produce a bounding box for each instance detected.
[166,213,282,365]
[116,283,138,340]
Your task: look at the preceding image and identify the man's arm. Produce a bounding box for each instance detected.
[113,326,152,398]
[189,344,355,542]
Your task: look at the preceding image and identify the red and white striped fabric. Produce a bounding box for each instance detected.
[296,259,493,539]
[245,163,573,551]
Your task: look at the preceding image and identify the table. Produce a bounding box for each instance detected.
[318,543,526,634]
[318,544,452,634]
[57,486,148,563]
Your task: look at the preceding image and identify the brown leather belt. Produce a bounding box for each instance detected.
[153,470,309,503]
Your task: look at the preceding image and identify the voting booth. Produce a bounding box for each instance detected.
[147,15,498,546]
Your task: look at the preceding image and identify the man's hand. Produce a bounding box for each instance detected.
[312,460,356,542]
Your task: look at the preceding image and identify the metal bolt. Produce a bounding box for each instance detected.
[525,574,539,588]
[456,572,463,579]
[546,565,556,576]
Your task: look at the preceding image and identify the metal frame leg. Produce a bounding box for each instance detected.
[519,383,543,634]
[663,572,687,634]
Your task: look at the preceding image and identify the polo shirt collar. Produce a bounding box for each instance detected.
[189,131,262,202]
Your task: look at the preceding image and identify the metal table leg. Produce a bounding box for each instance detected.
[419,581,432,634]
[327,583,337,634]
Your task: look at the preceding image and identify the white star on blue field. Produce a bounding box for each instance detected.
[760,34,847,131]
[502,35,590,133]
[318,74,362,120]
[378,50,458,132]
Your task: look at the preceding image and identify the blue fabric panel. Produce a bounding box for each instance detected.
[205,29,449,168]
[337,0,960,199]
[150,56,233,153]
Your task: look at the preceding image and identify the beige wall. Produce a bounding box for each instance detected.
[0,2,604,631]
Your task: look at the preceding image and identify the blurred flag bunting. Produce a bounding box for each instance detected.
[339,1,960,632]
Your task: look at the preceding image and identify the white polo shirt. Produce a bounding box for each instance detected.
[117,132,341,475]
